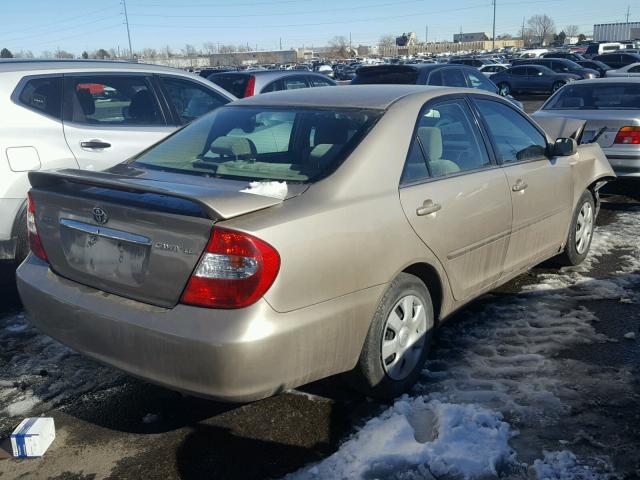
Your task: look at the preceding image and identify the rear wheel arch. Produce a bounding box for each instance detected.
[402,263,443,324]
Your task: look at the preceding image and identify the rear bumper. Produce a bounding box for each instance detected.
[604,149,640,177]
[16,256,382,402]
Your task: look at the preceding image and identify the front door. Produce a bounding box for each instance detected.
[473,97,574,274]
[62,74,175,171]
[399,97,512,301]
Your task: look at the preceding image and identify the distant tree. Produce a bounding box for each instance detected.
[578,33,587,42]
[55,49,74,59]
[141,48,157,58]
[13,50,34,58]
[218,44,236,54]
[203,42,216,54]
[554,31,567,45]
[328,36,349,58]
[81,51,89,59]
[183,44,197,57]
[40,50,54,59]
[95,48,110,59]
[527,14,556,46]
[378,35,396,48]
[565,25,580,38]
[0,48,13,58]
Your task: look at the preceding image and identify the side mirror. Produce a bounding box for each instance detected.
[551,137,577,157]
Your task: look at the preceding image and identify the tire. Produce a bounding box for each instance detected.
[553,191,595,267]
[14,209,29,267]
[552,81,566,93]
[346,273,435,399]
[497,82,511,96]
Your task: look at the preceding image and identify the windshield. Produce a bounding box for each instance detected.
[208,74,251,98]
[543,83,640,110]
[133,106,382,182]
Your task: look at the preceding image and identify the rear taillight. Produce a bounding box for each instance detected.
[27,193,48,262]
[243,75,256,97]
[614,126,640,145]
[181,227,280,309]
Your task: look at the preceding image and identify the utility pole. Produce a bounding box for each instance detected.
[349,32,352,56]
[122,0,133,59]
[521,17,526,47]
[425,25,428,44]
[279,37,282,50]
[626,4,630,23]
[492,0,497,50]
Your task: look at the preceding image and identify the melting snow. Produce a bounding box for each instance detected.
[240,181,288,200]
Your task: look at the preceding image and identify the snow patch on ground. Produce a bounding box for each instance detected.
[289,207,640,479]
[240,181,288,200]
[287,398,515,480]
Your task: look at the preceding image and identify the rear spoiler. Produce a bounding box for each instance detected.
[28,169,284,220]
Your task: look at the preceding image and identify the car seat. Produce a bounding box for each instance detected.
[416,127,461,177]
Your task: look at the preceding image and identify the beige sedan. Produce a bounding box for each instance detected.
[18,86,614,401]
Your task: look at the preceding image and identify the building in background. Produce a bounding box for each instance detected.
[593,22,640,42]
[209,49,298,66]
[453,32,490,43]
[396,32,417,47]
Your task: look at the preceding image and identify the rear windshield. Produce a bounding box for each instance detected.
[543,83,640,110]
[133,106,382,182]
[352,67,419,85]
[208,74,250,98]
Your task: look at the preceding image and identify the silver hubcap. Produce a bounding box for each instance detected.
[575,201,593,254]
[381,295,428,381]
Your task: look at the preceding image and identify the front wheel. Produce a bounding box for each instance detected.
[346,273,434,399]
[552,81,566,93]
[553,191,595,267]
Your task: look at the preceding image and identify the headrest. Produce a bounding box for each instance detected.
[129,90,155,121]
[417,127,443,160]
[210,136,257,159]
[314,117,349,145]
[76,88,95,116]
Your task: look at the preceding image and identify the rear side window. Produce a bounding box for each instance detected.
[442,68,467,87]
[160,76,228,125]
[282,77,308,90]
[309,76,335,87]
[18,76,63,119]
[209,74,250,98]
[511,67,527,76]
[66,75,164,125]
[352,67,419,85]
[475,99,547,163]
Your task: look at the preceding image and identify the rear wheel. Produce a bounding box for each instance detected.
[347,273,434,399]
[553,191,595,267]
[497,82,511,96]
[552,81,566,93]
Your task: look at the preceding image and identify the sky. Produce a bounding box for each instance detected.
[0,0,635,56]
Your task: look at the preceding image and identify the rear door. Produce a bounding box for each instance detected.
[398,96,512,300]
[509,66,528,90]
[472,97,573,273]
[62,73,174,170]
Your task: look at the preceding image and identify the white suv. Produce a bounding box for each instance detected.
[0,60,235,264]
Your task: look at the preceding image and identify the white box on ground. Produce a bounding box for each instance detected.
[10,417,55,458]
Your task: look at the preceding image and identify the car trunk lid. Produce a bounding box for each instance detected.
[28,168,297,308]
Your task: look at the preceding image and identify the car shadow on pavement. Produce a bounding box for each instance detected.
[0,261,21,312]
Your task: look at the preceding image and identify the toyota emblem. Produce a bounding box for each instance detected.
[92,207,108,225]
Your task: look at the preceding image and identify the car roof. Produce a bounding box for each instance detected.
[209,70,320,78]
[229,84,473,110]
[0,59,194,75]
[559,77,640,85]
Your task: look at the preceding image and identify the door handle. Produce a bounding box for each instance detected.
[512,180,528,192]
[416,199,442,216]
[80,140,111,150]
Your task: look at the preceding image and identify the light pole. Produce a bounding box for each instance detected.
[122,0,133,59]
[492,0,496,50]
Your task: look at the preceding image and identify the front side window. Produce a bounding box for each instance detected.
[66,76,164,125]
[310,76,334,87]
[133,106,382,182]
[511,67,527,76]
[161,77,229,125]
[475,99,547,163]
[18,76,63,119]
[402,99,490,180]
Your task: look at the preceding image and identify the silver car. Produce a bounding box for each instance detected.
[18,86,614,402]
[533,78,640,186]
